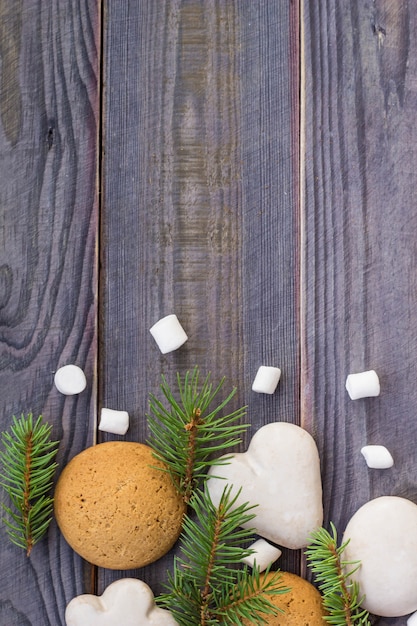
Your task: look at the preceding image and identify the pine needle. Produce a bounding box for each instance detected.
[147,366,248,503]
[305,522,371,625]
[157,485,290,625]
[0,414,59,555]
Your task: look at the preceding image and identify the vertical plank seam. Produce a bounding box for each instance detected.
[299,0,306,436]
[299,0,307,580]
[92,0,105,597]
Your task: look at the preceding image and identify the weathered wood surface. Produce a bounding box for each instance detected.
[100,0,300,597]
[302,2,417,624]
[0,1,99,624]
[1,0,417,624]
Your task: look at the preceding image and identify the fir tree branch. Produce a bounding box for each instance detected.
[147,366,248,503]
[305,522,371,625]
[0,414,59,555]
[216,567,287,625]
[157,485,289,625]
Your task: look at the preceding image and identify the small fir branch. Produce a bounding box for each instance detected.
[215,567,288,625]
[147,366,248,503]
[0,414,59,556]
[157,485,289,625]
[305,522,371,625]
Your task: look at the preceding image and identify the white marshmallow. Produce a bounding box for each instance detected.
[345,370,380,400]
[149,314,188,354]
[54,365,87,395]
[241,539,282,572]
[252,366,281,394]
[99,408,129,436]
[361,445,394,469]
[408,610,417,625]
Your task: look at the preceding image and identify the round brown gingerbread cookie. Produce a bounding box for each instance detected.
[243,571,327,625]
[54,441,185,569]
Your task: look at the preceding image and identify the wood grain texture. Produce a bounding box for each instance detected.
[302,1,417,622]
[4,0,416,622]
[0,1,99,624]
[100,0,300,596]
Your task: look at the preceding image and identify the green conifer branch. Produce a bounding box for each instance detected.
[0,414,59,555]
[157,485,289,625]
[215,566,288,625]
[305,522,371,625]
[147,366,248,503]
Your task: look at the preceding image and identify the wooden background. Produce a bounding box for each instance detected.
[0,1,416,624]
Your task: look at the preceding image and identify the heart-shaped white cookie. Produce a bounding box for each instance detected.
[65,578,178,626]
[206,422,323,549]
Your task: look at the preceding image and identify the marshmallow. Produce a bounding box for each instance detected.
[54,365,87,395]
[99,408,129,435]
[252,366,281,394]
[241,539,282,572]
[345,370,380,400]
[408,610,417,625]
[361,445,394,469]
[149,314,188,354]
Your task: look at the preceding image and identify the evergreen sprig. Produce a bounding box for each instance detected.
[157,485,289,625]
[147,366,248,502]
[0,414,59,555]
[305,522,371,625]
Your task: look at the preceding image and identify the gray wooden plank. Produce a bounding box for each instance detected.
[100,0,300,597]
[302,1,417,622]
[0,1,99,624]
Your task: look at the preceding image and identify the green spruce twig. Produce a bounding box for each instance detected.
[147,366,248,503]
[305,522,371,625]
[0,414,59,555]
[157,485,289,625]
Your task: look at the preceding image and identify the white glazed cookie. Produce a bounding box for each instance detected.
[206,422,323,549]
[65,578,179,626]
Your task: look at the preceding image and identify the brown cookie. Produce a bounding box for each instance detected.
[243,571,327,625]
[54,441,185,569]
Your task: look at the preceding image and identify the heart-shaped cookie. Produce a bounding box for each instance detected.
[65,578,178,626]
[206,422,323,549]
